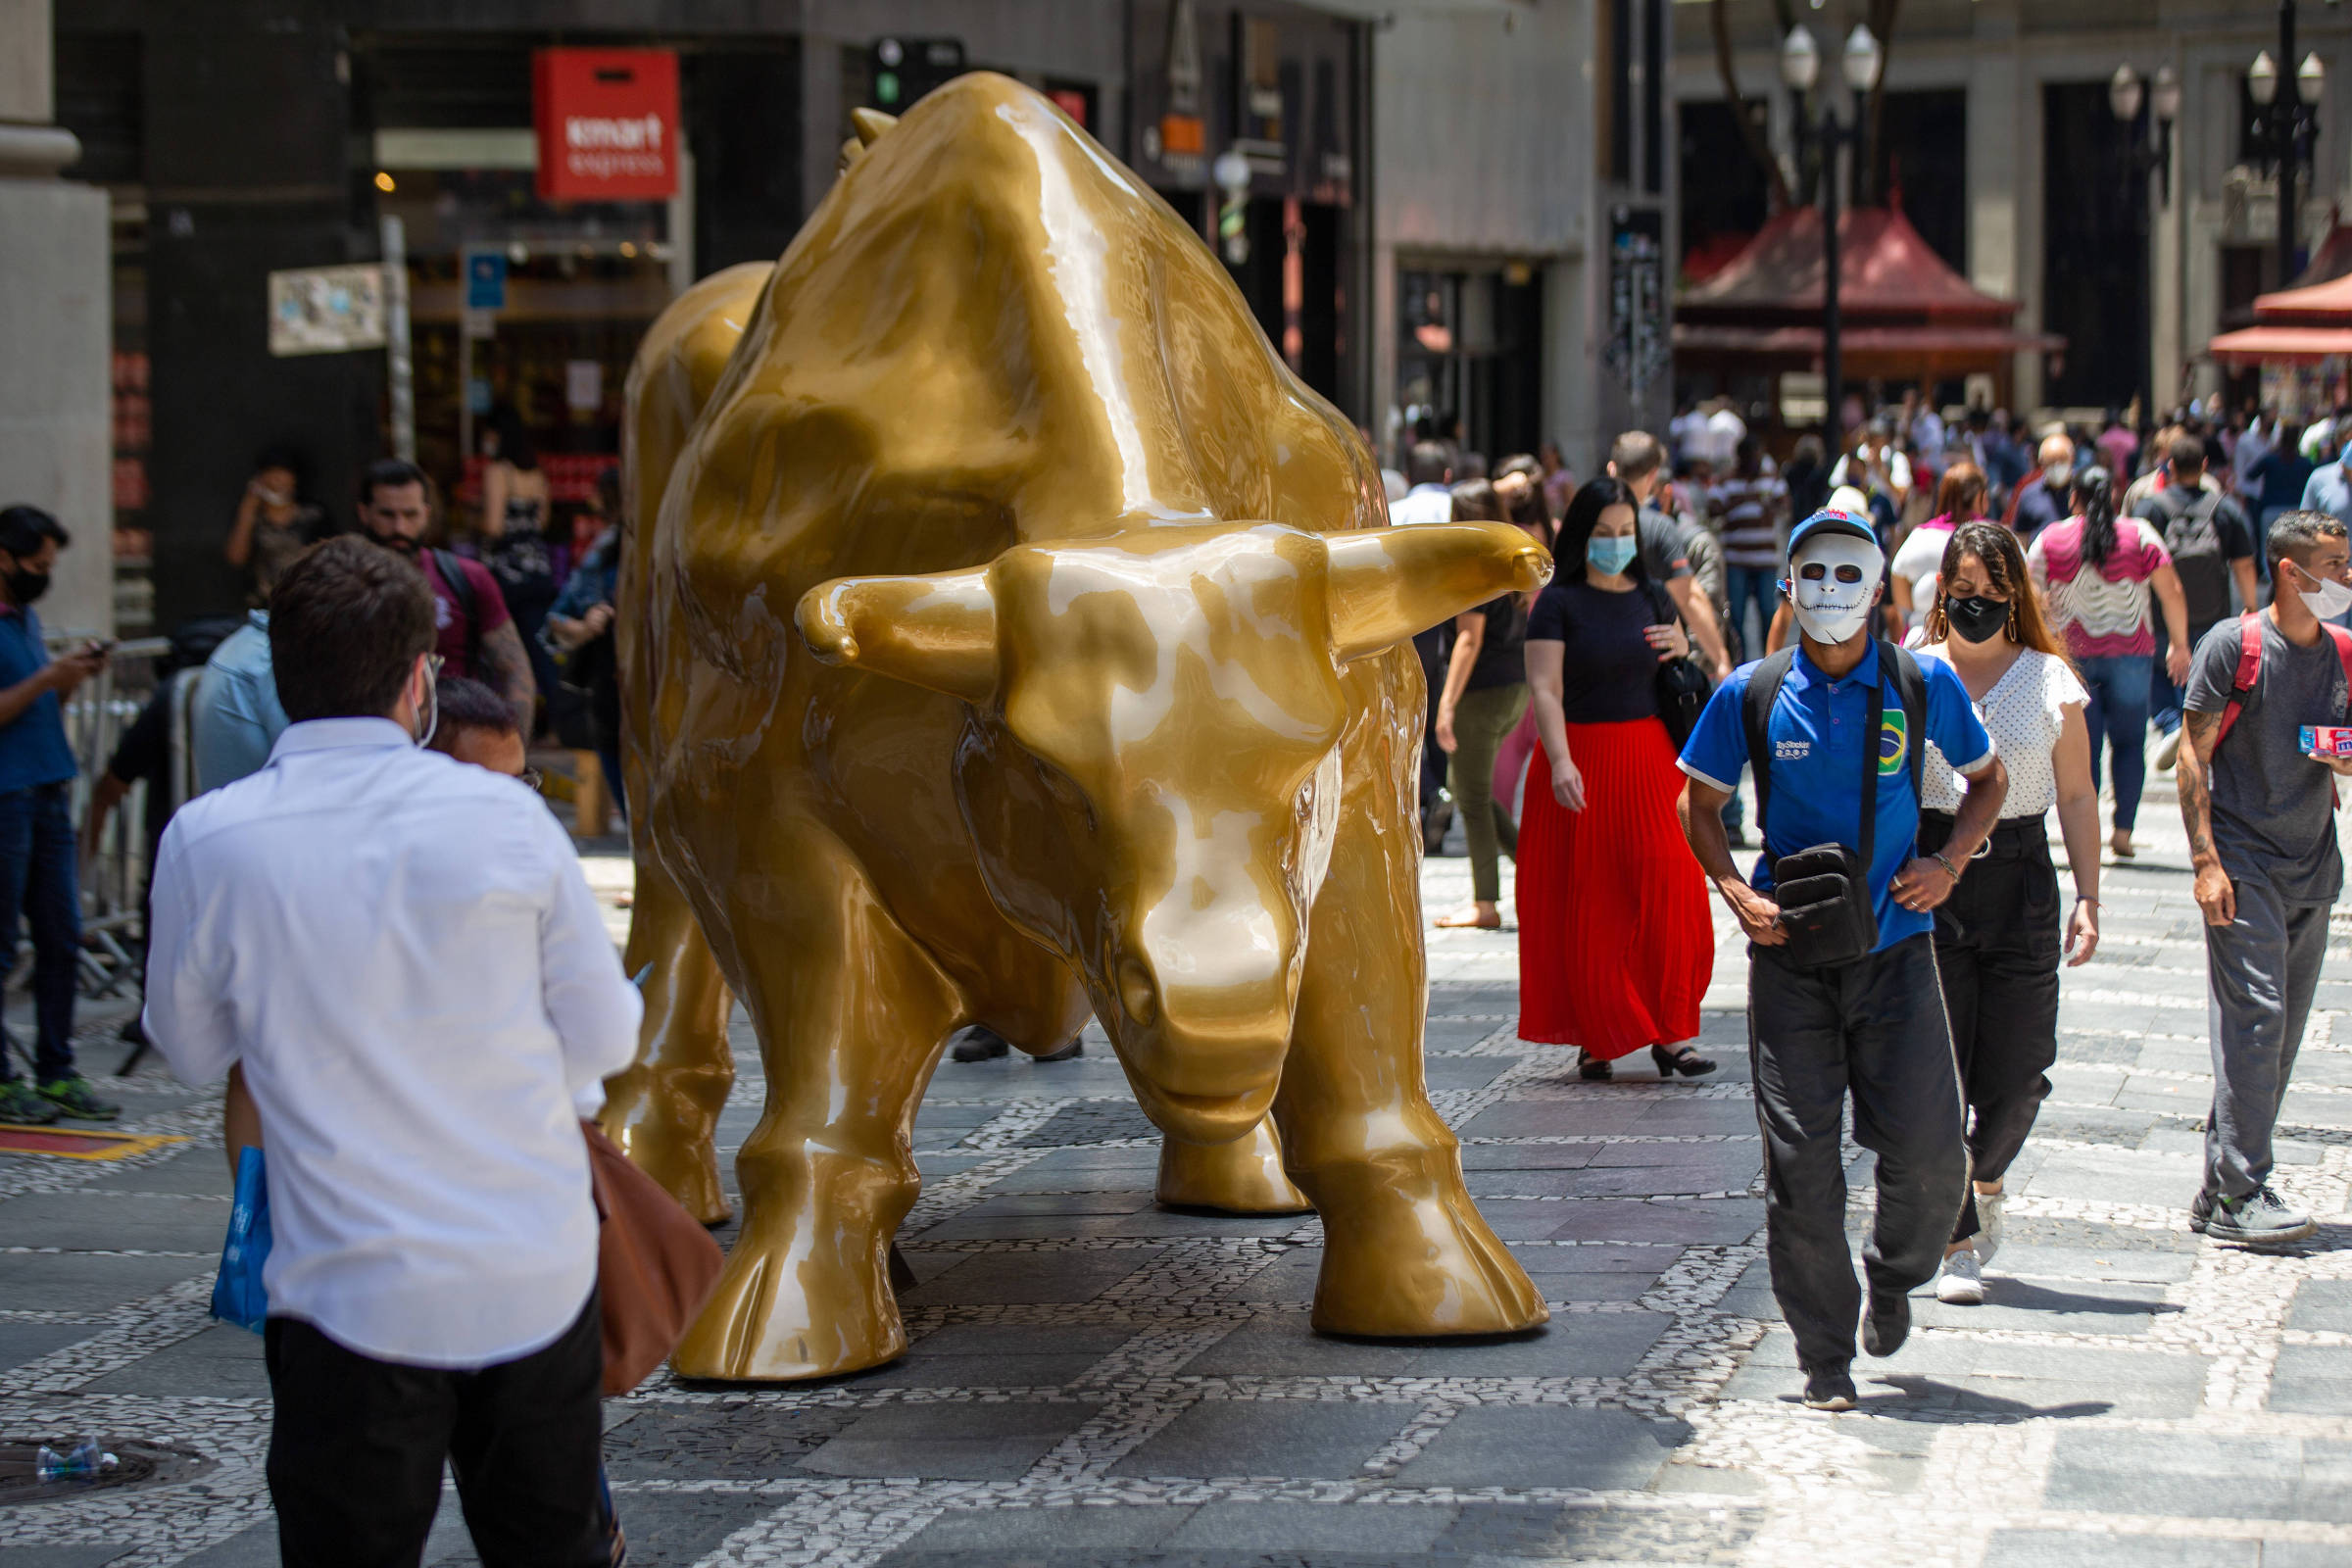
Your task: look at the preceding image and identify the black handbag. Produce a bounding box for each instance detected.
[1642,582,1713,749]
[1740,642,1925,969]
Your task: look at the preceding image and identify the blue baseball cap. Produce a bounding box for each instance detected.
[1786,508,1881,564]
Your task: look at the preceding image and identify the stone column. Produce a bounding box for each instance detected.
[0,0,112,639]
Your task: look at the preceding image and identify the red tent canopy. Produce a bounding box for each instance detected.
[1674,205,2057,379]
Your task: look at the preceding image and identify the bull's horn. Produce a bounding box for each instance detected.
[795,568,1000,704]
[1324,522,1552,663]
[851,108,898,145]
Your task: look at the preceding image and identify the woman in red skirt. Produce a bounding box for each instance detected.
[1518,477,1717,1079]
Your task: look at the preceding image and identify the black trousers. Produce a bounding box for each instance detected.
[1749,933,1968,1371]
[1920,811,2063,1243]
[264,1295,612,1568]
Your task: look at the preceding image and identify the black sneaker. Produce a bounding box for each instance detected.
[1862,1291,1910,1358]
[0,1079,60,1125]
[37,1077,120,1122]
[1801,1365,1857,1410]
[2205,1185,2317,1248]
[949,1028,1011,1063]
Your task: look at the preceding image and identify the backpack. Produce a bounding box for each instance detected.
[428,548,485,674]
[2150,487,2231,628]
[2214,612,2352,806]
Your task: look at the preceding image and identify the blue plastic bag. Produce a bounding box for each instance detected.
[211,1146,271,1334]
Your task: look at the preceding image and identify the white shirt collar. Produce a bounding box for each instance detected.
[269,716,416,760]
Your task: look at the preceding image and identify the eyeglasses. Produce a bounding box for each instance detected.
[517,766,545,794]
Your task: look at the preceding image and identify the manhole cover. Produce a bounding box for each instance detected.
[0,1439,212,1506]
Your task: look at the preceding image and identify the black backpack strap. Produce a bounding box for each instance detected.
[431,548,482,670]
[1741,647,1798,838]
[1859,666,1884,872]
[1885,642,1928,806]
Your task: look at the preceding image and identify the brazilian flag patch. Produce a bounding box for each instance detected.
[1879,709,1908,776]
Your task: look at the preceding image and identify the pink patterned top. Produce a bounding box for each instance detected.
[2027,515,2173,659]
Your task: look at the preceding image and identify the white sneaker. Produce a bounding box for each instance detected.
[1936,1249,1985,1304]
[1974,1190,2005,1263]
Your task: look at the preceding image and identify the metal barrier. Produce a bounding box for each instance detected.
[54,636,174,999]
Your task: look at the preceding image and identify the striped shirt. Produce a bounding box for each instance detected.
[2027,516,2173,659]
[1714,474,1788,568]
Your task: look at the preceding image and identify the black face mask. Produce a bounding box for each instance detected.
[1944,594,2009,644]
[5,569,51,606]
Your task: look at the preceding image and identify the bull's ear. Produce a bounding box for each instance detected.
[1323,522,1552,663]
[795,568,1000,703]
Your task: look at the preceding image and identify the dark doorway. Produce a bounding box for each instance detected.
[1875,89,1966,274]
[1679,98,1766,284]
[2043,80,2147,411]
[1396,268,1542,464]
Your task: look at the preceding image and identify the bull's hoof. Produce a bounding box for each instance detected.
[669,1234,906,1382]
[601,1102,733,1228]
[1299,1155,1548,1338]
[1156,1118,1315,1215]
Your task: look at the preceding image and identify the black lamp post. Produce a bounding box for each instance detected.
[1783,24,1884,451]
[2110,63,2179,433]
[2246,4,2326,286]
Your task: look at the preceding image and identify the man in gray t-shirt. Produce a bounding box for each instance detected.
[2178,509,2352,1246]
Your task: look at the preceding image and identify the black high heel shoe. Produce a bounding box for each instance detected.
[1651,1044,1718,1078]
[1577,1050,1613,1082]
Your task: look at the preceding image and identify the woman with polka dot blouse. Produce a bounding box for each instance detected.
[1915,521,2103,1307]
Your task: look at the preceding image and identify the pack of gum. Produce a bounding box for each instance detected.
[2301,725,2352,758]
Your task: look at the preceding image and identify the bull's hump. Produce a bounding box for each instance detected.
[741,72,1363,550]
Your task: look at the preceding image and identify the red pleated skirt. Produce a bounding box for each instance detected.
[1515,716,1713,1056]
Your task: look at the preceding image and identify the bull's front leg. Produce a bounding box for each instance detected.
[599,844,735,1225]
[1156,1116,1312,1214]
[1272,812,1546,1338]
[669,831,962,1382]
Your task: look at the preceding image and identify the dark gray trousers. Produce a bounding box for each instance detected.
[1749,934,1968,1371]
[2204,877,2329,1202]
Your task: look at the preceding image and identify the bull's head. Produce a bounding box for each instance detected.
[796,521,1546,1144]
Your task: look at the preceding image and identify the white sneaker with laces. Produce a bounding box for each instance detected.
[1936,1249,1985,1305]
[1974,1190,2004,1263]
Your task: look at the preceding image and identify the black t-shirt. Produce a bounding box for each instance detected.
[1525,577,1661,724]
[2136,484,2253,631]
[1463,594,1528,691]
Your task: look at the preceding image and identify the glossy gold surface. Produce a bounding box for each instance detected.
[615,73,1549,1382]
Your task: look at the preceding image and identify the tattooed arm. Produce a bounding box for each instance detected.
[2177,708,2233,927]
[477,618,539,737]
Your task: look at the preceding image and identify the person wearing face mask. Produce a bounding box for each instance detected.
[2026,468,2190,859]
[1677,509,2007,1410]
[1911,523,2100,1305]
[2001,431,2079,539]
[144,536,638,1565]
[1517,478,1717,1081]
[0,506,117,1127]
[2175,511,2352,1247]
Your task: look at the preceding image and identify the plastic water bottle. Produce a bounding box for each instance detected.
[34,1439,116,1482]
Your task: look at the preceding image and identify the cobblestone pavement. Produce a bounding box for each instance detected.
[4,771,2351,1567]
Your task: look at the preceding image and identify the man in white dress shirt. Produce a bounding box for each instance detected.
[144,537,641,1567]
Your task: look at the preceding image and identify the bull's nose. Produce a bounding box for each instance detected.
[1116,957,1156,1025]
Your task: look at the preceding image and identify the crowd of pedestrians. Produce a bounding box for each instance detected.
[1397,386,2352,1406]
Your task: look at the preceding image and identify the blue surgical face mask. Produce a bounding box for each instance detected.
[1587,534,1638,577]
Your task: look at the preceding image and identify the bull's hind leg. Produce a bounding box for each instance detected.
[670,833,961,1382]
[599,849,735,1224]
[1273,815,1546,1338]
[1156,1119,1312,1214]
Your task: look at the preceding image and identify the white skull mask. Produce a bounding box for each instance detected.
[1785,533,1885,647]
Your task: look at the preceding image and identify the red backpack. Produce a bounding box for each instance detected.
[2214,612,2352,802]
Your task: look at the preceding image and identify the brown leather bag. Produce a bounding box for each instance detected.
[580,1120,725,1396]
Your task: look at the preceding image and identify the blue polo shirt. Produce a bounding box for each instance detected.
[0,605,77,795]
[1678,643,1993,953]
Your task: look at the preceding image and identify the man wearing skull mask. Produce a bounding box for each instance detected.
[1675,510,2008,1411]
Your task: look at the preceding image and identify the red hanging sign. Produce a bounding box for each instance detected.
[534,49,679,201]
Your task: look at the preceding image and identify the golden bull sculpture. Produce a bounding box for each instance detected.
[603,72,1551,1382]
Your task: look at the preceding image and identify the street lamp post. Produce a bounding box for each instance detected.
[2247,2,2326,286]
[1782,24,1883,451]
[2110,64,2179,434]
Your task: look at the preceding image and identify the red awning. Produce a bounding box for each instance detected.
[1678,205,2021,325]
[2250,271,2352,321]
[2207,323,2352,365]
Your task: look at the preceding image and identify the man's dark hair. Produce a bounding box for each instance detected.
[2268,509,2349,571]
[425,676,519,753]
[1607,429,1664,482]
[2168,434,2206,475]
[1406,441,1451,486]
[0,505,69,560]
[269,536,437,722]
[358,458,431,510]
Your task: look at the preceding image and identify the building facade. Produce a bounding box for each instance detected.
[1675,0,2352,424]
